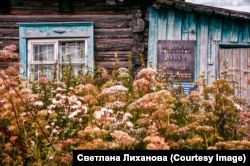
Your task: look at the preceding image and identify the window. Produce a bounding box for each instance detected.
[19,22,94,80]
[28,39,86,80]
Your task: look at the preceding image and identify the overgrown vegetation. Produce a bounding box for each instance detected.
[0,45,250,165]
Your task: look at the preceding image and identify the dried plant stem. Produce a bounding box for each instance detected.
[0,74,56,152]
[9,99,21,134]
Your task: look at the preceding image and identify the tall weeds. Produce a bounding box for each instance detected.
[0,45,250,165]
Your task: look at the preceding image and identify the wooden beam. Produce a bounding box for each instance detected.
[59,0,73,13]
[0,0,10,14]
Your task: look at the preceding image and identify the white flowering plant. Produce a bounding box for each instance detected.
[0,46,250,165]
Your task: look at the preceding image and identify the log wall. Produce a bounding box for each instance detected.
[0,0,153,71]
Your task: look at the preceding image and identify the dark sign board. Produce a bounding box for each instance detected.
[157,40,196,82]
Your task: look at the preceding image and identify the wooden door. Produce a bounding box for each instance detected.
[219,47,250,102]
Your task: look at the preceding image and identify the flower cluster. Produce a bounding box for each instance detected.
[110,130,137,149]
[0,47,250,165]
[133,68,162,94]
[0,44,19,61]
[101,85,128,97]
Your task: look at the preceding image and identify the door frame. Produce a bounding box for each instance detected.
[217,42,250,100]
[216,42,250,80]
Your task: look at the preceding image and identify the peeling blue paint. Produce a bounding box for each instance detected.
[19,22,94,78]
[148,7,250,83]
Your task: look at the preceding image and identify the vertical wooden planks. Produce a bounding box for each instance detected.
[222,19,232,42]
[231,21,240,42]
[233,48,240,97]
[240,48,248,100]
[221,19,241,43]
[241,22,250,42]
[197,15,208,79]
[219,48,225,78]
[166,9,175,40]
[189,13,196,41]
[247,48,250,101]
[173,10,182,40]
[181,12,196,41]
[147,6,250,89]
[248,24,250,43]
[210,17,222,81]
[147,7,159,69]
[238,22,245,43]
[227,48,234,95]
[157,10,167,40]
[181,12,189,40]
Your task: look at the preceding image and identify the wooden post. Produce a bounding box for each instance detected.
[130,8,146,75]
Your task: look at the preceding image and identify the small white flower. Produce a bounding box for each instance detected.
[55,93,61,98]
[126,121,134,128]
[107,109,113,114]
[68,110,81,119]
[51,99,57,105]
[76,100,82,106]
[30,140,35,145]
[100,107,108,113]
[48,109,53,114]
[48,104,56,110]
[93,127,100,131]
[68,95,78,104]
[70,105,79,110]
[61,95,67,100]
[234,103,243,111]
[94,111,102,120]
[45,125,50,129]
[56,87,64,92]
[123,112,132,121]
[33,101,43,108]
[82,105,88,114]
[52,129,57,133]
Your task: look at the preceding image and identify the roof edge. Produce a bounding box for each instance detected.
[155,0,250,20]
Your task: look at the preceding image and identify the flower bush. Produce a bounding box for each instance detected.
[0,46,250,165]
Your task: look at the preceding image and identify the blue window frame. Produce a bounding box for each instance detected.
[19,22,94,80]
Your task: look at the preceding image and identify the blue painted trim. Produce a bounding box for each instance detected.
[19,22,94,78]
[19,26,27,78]
[18,22,94,26]
[147,7,159,69]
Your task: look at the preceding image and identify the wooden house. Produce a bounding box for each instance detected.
[0,0,250,100]
[148,0,250,100]
[0,0,154,78]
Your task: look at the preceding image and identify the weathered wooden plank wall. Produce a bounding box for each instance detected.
[0,0,152,71]
[219,48,250,101]
[148,7,250,85]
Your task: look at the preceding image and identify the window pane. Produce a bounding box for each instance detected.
[59,41,85,63]
[72,64,85,76]
[30,65,54,80]
[33,44,54,61]
[59,64,85,77]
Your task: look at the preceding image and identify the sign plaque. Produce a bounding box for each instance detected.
[157,40,196,82]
